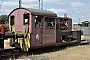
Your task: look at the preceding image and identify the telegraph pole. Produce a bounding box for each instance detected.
[19,0,22,8]
[41,0,43,10]
[0,0,1,15]
[0,3,1,15]
[39,0,40,10]
[79,18,80,24]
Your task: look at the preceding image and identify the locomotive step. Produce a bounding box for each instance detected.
[80,39,90,44]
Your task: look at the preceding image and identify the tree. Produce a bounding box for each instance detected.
[0,14,8,24]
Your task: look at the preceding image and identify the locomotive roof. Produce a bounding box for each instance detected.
[9,8,57,17]
[27,8,57,17]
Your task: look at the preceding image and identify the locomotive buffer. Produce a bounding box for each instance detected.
[0,24,24,49]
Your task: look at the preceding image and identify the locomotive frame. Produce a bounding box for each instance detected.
[0,8,81,51]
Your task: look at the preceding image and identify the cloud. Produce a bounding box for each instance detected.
[44,0,65,3]
[70,2,85,7]
[48,8,67,17]
[1,0,90,24]
[1,0,67,15]
[2,1,18,7]
[1,1,18,14]
[22,3,38,9]
[1,0,38,14]
[22,0,38,4]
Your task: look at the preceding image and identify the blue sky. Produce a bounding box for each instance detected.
[0,0,90,24]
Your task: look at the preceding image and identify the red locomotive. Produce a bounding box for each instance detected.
[0,8,81,51]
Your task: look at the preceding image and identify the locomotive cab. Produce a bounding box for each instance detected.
[8,8,57,51]
[8,8,81,51]
[8,8,32,51]
[56,17,81,44]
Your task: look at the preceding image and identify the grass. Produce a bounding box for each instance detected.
[39,45,90,60]
[17,45,90,60]
[81,35,90,40]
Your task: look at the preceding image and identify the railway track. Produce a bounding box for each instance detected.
[0,41,89,60]
[0,45,75,60]
[0,48,25,60]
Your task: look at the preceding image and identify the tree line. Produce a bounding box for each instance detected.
[0,14,8,24]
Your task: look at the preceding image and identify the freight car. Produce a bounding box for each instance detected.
[0,8,81,51]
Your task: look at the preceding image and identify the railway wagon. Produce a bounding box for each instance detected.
[8,8,81,51]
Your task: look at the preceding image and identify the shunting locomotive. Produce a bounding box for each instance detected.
[0,8,81,51]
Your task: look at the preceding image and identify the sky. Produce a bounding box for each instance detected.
[0,0,90,24]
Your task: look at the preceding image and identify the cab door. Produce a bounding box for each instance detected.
[35,16,42,46]
[10,16,15,32]
[23,13,30,33]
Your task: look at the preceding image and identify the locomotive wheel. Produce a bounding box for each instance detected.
[20,33,30,51]
[8,38,15,47]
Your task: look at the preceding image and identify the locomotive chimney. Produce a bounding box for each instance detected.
[64,13,67,18]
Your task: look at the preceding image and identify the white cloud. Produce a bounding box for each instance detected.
[48,8,67,13]
[1,0,90,24]
[44,0,65,3]
[22,3,38,9]
[48,8,67,16]
[22,0,38,4]
[2,1,18,7]
[70,2,85,7]
[1,1,18,14]
[1,0,38,14]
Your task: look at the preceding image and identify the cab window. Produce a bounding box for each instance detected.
[23,13,29,25]
[35,15,42,28]
[10,16,14,25]
[44,17,55,29]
